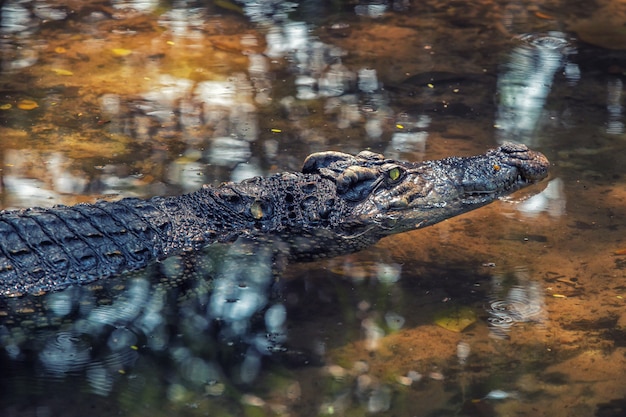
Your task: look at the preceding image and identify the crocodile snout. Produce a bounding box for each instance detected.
[497,142,550,182]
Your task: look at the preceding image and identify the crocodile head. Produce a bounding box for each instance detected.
[302,142,549,240]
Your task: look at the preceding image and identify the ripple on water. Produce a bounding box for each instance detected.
[38,331,92,375]
[487,276,545,338]
[517,31,574,53]
[86,362,114,396]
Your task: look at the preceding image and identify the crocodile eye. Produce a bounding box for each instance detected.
[250,200,264,220]
[387,167,403,182]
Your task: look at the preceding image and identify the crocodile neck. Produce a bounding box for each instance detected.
[152,172,351,258]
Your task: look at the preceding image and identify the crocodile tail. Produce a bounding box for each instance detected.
[0,198,169,296]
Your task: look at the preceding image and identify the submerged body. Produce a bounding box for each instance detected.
[0,143,549,296]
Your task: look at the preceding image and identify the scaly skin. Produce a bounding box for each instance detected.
[0,142,548,296]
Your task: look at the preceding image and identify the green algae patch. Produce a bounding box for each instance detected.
[433,306,477,332]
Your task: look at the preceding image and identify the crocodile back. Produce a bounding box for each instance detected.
[0,199,170,296]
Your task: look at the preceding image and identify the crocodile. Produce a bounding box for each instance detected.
[0,142,548,297]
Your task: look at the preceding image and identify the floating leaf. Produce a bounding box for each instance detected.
[54,46,67,54]
[17,100,39,110]
[534,11,555,20]
[112,48,132,57]
[0,103,12,110]
[51,68,73,76]
[433,306,477,332]
[214,0,244,14]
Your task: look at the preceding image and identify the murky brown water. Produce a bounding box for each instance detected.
[1,0,626,416]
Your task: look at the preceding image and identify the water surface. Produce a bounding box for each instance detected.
[1,1,626,416]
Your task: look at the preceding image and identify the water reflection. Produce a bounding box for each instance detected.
[495,32,578,144]
[1,2,39,34]
[606,77,624,135]
[487,267,545,339]
[516,177,566,218]
[0,238,288,397]
[386,113,429,159]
